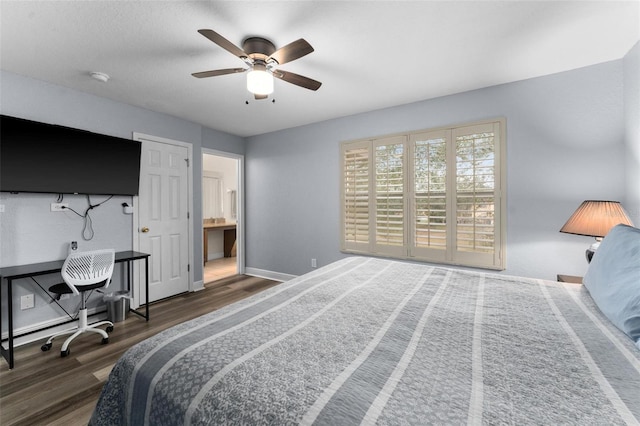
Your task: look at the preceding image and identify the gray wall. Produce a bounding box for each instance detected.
[245,59,629,280]
[1,45,637,332]
[624,41,640,225]
[0,70,244,331]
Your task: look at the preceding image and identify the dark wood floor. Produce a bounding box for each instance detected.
[0,275,281,426]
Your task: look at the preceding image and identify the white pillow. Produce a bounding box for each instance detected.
[583,224,640,343]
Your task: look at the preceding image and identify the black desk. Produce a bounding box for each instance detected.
[0,250,150,369]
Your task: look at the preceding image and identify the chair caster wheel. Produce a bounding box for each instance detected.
[41,343,52,352]
[102,337,109,345]
[61,348,70,357]
[106,325,114,333]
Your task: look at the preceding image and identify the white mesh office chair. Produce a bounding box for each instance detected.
[41,249,116,357]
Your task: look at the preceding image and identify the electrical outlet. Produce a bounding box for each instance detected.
[50,203,69,212]
[311,258,317,268]
[21,294,35,310]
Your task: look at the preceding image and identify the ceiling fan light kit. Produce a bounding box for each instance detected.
[192,29,321,100]
[246,63,274,95]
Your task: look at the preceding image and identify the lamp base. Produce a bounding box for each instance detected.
[585,239,602,263]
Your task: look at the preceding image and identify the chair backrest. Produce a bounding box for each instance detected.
[61,249,115,296]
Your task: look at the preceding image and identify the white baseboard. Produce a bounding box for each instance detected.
[2,307,108,348]
[245,267,297,283]
[207,252,224,261]
[192,279,205,292]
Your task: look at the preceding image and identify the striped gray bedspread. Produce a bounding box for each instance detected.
[90,257,640,425]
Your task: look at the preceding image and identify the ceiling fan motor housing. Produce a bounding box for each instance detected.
[242,37,276,62]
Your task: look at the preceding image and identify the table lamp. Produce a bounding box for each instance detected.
[560,200,634,262]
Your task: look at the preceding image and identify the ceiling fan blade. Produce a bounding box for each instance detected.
[273,70,322,91]
[268,39,314,65]
[254,94,268,100]
[198,29,247,59]
[192,68,246,78]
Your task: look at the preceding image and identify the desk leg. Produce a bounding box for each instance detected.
[0,278,15,369]
[126,260,131,293]
[144,257,149,321]
[128,257,150,322]
[8,278,14,368]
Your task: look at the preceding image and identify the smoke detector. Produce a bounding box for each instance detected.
[89,71,110,83]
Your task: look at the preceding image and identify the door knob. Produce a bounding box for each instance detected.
[141,227,149,233]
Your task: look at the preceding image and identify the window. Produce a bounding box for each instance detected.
[340,119,505,270]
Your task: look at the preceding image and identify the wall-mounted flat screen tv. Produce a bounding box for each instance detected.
[1,115,141,196]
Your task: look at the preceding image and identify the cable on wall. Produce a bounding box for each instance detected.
[60,194,114,241]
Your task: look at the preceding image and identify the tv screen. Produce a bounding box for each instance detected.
[1,115,141,195]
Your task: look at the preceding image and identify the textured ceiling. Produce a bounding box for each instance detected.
[1,1,638,137]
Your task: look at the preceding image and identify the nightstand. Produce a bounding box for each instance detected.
[557,274,583,284]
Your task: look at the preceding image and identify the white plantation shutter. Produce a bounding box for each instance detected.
[341,119,505,270]
[342,141,372,252]
[452,122,502,268]
[374,136,406,256]
[410,130,448,261]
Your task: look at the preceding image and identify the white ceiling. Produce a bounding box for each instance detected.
[1,1,638,138]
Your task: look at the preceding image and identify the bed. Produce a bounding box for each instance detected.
[91,225,640,425]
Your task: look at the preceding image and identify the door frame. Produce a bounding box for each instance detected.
[131,132,194,308]
[202,148,245,276]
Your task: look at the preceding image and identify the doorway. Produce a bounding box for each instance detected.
[202,150,243,284]
[133,133,193,305]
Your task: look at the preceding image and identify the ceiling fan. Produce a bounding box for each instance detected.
[192,29,322,100]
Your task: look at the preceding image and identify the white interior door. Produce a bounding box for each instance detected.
[137,138,190,302]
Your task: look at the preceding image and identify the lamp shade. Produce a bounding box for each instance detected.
[560,200,634,238]
[246,64,274,95]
